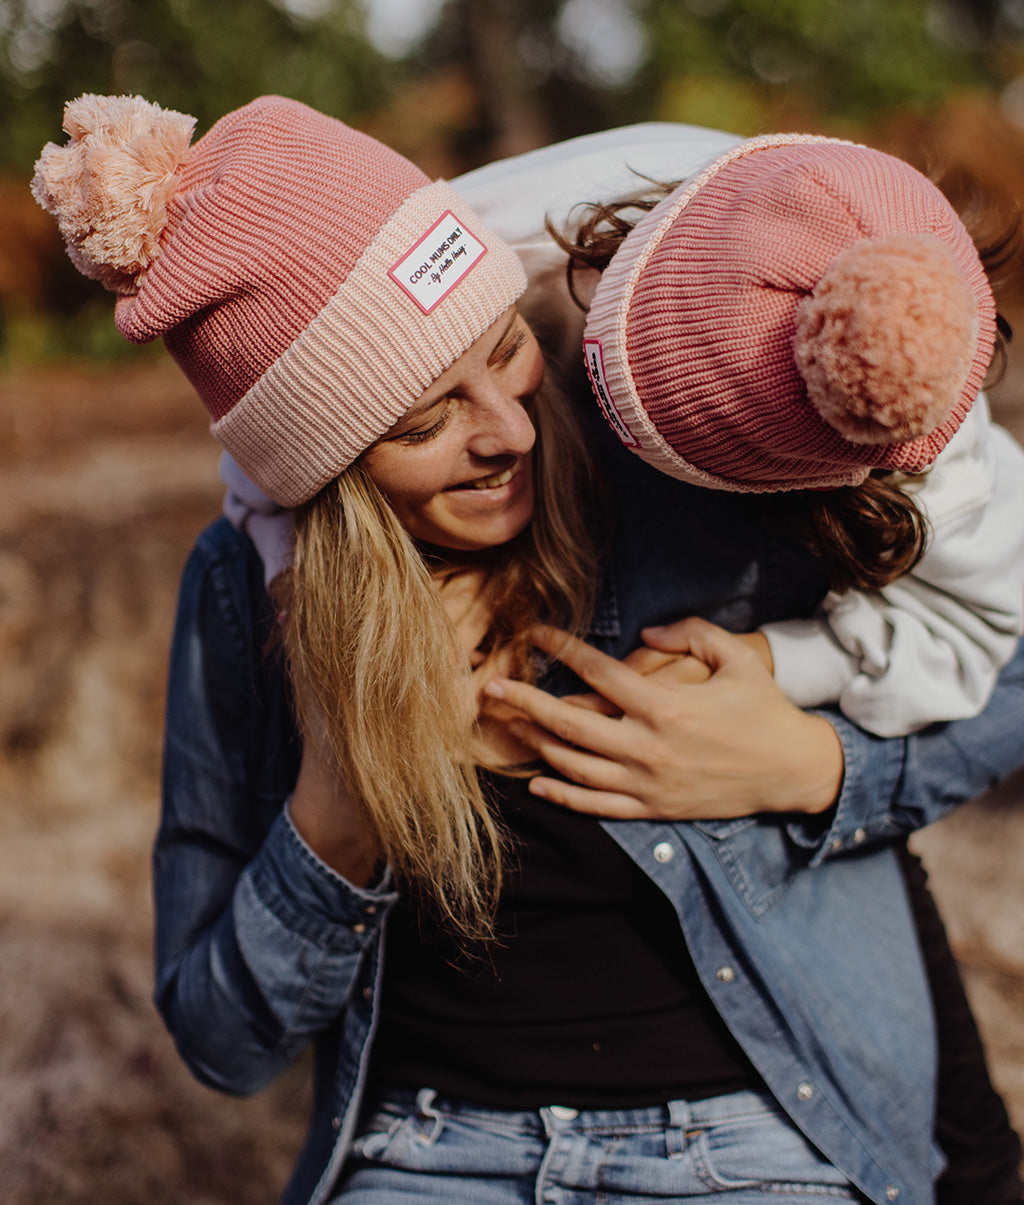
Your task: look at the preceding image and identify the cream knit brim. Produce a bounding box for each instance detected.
[213,180,527,507]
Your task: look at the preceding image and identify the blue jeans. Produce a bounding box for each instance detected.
[331,1087,867,1203]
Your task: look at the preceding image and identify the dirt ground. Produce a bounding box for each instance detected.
[0,361,310,1204]
[0,348,1022,1204]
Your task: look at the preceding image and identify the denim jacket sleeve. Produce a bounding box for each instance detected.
[782,635,1024,861]
[154,519,397,1096]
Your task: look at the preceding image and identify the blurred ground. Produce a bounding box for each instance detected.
[0,362,309,1204]
[0,340,1022,1202]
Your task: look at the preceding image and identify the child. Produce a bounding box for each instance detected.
[461,125,1024,1204]
[561,132,1024,738]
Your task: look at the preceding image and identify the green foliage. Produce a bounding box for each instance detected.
[5,0,1019,174]
[5,0,1022,364]
[366,0,1021,157]
[2,299,161,368]
[638,0,1007,129]
[0,0,397,173]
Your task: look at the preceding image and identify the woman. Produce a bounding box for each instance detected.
[33,95,1024,1205]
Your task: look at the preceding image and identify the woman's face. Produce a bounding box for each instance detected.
[362,308,543,553]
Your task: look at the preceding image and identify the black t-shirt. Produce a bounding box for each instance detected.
[372,773,758,1108]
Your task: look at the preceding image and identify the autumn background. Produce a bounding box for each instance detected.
[2,1,1024,1201]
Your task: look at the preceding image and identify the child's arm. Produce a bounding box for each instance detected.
[761,396,1024,736]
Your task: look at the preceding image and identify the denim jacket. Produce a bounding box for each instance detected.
[156,426,1024,1205]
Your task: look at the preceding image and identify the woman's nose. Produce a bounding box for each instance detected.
[467,383,536,459]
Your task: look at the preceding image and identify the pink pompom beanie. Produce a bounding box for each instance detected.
[32,94,527,506]
[582,134,997,491]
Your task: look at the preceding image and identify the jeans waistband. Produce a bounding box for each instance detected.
[372,1084,780,1137]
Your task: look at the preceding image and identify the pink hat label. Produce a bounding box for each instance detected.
[388,210,487,314]
[584,338,638,448]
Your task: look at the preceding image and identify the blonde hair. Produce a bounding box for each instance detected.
[278,371,602,940]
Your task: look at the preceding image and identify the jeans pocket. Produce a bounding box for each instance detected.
[693,1103,856,1196]
[349,1112,410,1163]
[350,1091,447,1164]
[349,1092,535,1178]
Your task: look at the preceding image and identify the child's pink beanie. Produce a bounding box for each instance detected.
[582,134,997,492]
[32,94,527,506]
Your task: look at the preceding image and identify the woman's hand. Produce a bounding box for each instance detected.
[436,564,536,765]
[482,618,843,821]
[560,640,711,715]
[436,566,493,664]
[470,642,538,766]
[288,727,382,886]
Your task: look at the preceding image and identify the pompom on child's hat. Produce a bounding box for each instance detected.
[32,93,527,506]
[582,134,997,491]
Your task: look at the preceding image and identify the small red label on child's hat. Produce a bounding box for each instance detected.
[584,338,639,448]
[389,211,486,314]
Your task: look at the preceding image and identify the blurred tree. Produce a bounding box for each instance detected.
[373,0,1023,153]
[0,0,396,173]
[5,0,1024,361]
[638,0,1012,133]
[387,0,654,169]
[0,0,403,358]
[6,0,1023,174]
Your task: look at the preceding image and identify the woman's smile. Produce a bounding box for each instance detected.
[450,458,523,491]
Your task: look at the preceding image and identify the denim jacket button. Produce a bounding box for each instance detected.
[352,922,367,935]
[715,965,736,983]
[853,827,867,844]
[796,1081,814,1101]
[331,1116,341,1131]
[653,841,675,864]
[885,1188,899,1202]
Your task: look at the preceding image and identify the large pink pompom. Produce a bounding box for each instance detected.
[793,233,978,445]
[31,94,195,295]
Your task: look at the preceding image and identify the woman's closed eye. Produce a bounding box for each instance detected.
[381,315,531,447]
[489,327,527,371]
[398,401,454,444]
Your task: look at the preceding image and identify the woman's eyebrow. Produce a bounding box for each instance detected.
[486,313,520,365]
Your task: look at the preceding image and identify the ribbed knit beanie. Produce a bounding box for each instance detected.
[582,134,997,492]
[32,94,527,506]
